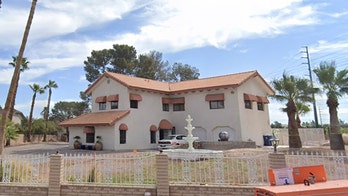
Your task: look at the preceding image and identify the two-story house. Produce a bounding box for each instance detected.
[59,70,274,150]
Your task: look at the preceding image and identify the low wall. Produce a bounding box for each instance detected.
[272,128,326,146]
[199,141,256,150]
[61,185,156,196]
[0,185,48,196]
[10,134,59,146]
[0,184,254,196]
[170,185,254,196]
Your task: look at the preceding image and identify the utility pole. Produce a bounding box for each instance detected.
[302,46,319,128]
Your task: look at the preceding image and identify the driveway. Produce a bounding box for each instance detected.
[3,142,156,155]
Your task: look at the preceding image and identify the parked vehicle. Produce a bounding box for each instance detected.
[158,134,187,150]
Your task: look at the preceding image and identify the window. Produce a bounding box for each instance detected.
[86,133,95,143]
[257,102,264,111]
[162,103,169,111]
[130,100,138,108]
[210,100,224,109]
[111,101,118,109]
[99,102,106,110]
[150,131,156,143]
[245,100,252,109]
[120,130,126,144]
[173,103,185,111]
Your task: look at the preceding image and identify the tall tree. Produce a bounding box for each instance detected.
[84,44,137,83]
[169,63,200,82]
[313,61,348,150]
[271,73,315,148]
[8,56,30,120]
[84,45,199,84]
[281,102,311,128]
[147,51,170,81]
[43,80,58,141]
[295,102,311,128]
[27,83,45,142]
[134,54,156,79]
[51,101,90,122]
[0,0,37,154]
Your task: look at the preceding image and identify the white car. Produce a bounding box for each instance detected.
[158,134,187,150]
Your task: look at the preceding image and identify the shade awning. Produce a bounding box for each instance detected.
[243,93,258,102]
[170,97,185,104]
[205,93,225,101]
[107,94,119,102]
[150,125,158,132]
[83,126,95,133]
[257,96,270,104]
[119,123,128,131]
[129,93,142,101]
[162,98,171,104]
[95,96,107,103]
[159,119,173,130]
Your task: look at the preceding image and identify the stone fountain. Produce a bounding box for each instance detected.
[183,115,198,151]
[164,115,223,160]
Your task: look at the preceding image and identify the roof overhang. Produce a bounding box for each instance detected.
[59,110,130,127]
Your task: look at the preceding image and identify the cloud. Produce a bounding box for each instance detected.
[310,40,348,54]
[115,0,317,53]
[0,0,322,84]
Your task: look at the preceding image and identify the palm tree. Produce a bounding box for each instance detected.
[0,0,38,154]
[43,80,58,141]
[8,56,30,121]
[271,73,315,148]
[313,61,348,150]
[27,83,45,142]
[295,102,311,128]
[281,102,311,128]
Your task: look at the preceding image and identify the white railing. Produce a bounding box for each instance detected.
[0,153,50,185]
[63,152,157,185]
[168,150,270,186]
[285,151,348,180]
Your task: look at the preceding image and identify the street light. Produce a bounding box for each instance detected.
[270,138,280,153]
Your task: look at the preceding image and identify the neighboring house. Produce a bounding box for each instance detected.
[59,70,275,150]
[0,109,25,125]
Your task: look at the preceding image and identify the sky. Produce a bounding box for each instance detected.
[1,0,348,125]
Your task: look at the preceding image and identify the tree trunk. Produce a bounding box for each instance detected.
[43,89,52,142]
[296,115,302,128]
[8,76,20,121]
[27,93,36,142]
[287,101,302,148]
[327,99,345,150]
[0,0,37,155]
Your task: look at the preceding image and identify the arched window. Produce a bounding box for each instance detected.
[119,123,128,144]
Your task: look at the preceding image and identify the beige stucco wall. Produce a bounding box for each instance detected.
[69,74,272,150]
[237,77,272,146]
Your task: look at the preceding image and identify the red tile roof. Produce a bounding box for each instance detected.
[85,70,274,95]
[59,110,130,127]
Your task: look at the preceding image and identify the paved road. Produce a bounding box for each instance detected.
[3,142,157,155]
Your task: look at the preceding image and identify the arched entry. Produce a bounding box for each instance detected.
[212,126,236,141]
[193,127,207,141]
[158,119,173,140]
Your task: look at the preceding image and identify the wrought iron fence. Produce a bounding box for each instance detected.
[168,150,270,186]
[0,153,50,185]
[285,151,348,180]
[63,152,157,185]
